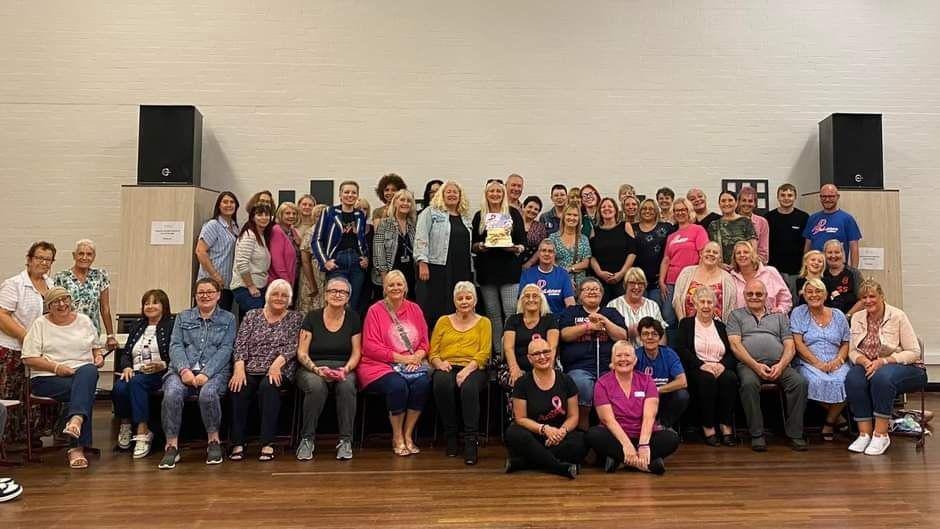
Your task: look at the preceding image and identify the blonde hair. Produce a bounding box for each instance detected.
[383,269,408,296]
[623,267,648,287]
[732,241,761,272]
[388,189,417,224]
[801,277,827,295]
[561,204,583,234]
[515,283,550,316]
[275,201,299,224]
[618,184,636,198]
[638,198,658,216]
[355,197,371,218]
[478,180,510,234]
[672,197,695,219]
[310,204,328,223]
[799,250,825,278]
[429,181,470,216]
[297,194,317,227]
[857,278,885,299]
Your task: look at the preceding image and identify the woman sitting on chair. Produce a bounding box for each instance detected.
[112,289,174,459]
[845,279,927,456]
[429,281,492,464]
[21,287,103,469]
[228,279,303,461]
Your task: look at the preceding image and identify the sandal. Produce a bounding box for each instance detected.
[62,419,82,440]
[67,448,88,469]
[228,445,245,461]
[258,446,276,462]
[393,442,410,457]
[821,421,837,442]
[405,441,421,455]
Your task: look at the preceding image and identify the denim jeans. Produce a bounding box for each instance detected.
[845,363,927,420]
[363,371,431,415]
[112,372,164,426]
[30,364,99,447]
[566,368,598,407]
[660,284,677,328]
[646,286,663,313]
[295,361,358,442]
[232,286,266,320]
[161,372,228,438]
[479,283,519,358]
[328,248,366,313]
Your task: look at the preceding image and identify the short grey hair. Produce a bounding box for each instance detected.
[265,278,294,305]
[74,239,96,253]
[453,281,477,301]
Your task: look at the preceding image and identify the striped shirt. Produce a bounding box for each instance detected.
[606,296,667,347]
[197,216,240,286]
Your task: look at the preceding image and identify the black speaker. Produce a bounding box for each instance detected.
[818,113,883,189]
[138,105,203,186]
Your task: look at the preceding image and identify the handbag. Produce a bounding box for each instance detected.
[383,300,429,380]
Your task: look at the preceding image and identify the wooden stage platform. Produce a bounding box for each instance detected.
[1,400,937,529]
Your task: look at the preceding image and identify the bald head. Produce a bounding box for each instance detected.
[743,279,767,311]
[819,184,840,212]
[528,337,550,355]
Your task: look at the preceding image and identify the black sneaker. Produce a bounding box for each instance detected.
[603,456,620,473]
[206,441,223,465]
[564,463,579,479]
[463,437,478,465]
[790,438,809,452]
[647,457,666,475]
[504,457,526,474]
[445,435,459,457]
[158,446,180,470]
[751,436,768,452]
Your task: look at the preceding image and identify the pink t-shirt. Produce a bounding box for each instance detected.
[357,299,429,389]
[694,318,726,363]
[664,224,709,284]
[593,371,659,438]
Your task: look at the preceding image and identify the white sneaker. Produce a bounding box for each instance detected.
[864,435,891,456]
[132,432,155,459]
[117,423,133,449]
[848,434,871,453]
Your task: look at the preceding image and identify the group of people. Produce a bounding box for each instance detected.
[0,174,925,482]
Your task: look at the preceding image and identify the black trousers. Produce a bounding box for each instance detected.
[657,389,690,429]
[687,367,738,427]
[586,425,679,462]
[230,374,284,446]
[432,368,487,437]
[504,423,587,475]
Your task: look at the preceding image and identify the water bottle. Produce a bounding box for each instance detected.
[141,344,152,364]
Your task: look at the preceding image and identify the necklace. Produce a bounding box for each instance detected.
[810,308,830,327]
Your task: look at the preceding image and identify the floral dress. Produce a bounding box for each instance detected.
[548,232,592,286]
[54,268,109,334]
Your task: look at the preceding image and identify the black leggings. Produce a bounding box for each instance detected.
[586,426,679,462]
[432,368,487,437]
[687,367,738,427]
[504,423,587,476]
[229,374,284,446]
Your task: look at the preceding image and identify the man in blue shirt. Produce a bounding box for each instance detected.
[538,184,568,236]
[634,317,688,430]
[803,184,862,267]
[519,239,576,314]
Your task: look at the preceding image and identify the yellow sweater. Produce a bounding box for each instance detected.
[428,315,492,367]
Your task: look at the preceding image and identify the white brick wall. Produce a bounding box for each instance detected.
[2,0,938,358]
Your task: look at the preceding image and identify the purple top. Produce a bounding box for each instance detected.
[234,308,303,379]
[593,370,659,438]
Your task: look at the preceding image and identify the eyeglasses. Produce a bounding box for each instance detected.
[486,179,503,185]
[672,208,689,213]
[326,289,350,296]
[32,256,55,264]
[581,287,602,294]
[49,298,72,306]
[527,350,552,359]
[196,290,218,297]
[627,281,645,287]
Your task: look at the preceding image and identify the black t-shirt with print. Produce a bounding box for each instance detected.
[511,369,578,428]
[504,313,559,371]
[338,211,359,251]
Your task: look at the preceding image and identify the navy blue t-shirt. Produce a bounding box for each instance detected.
[519,265,575,314]
[558,306,626,375]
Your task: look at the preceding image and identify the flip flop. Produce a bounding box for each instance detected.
[258,446,276,462]
[228,445,245,461]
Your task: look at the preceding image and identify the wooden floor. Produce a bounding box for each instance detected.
[1,399,938,529]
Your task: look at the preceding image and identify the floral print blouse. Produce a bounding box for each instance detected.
[233,308,303,379]
[54,268,110,334]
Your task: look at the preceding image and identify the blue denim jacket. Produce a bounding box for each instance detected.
[168,306,236,379]
[414,206,473,266]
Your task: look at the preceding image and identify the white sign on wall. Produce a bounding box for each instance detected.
[150,221,185,245]
[858,247,885,271]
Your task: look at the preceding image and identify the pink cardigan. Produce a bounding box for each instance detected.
[268,225,298,285]
[357,299,429,389]
[730,264,792,314]
[749,214,770,264]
